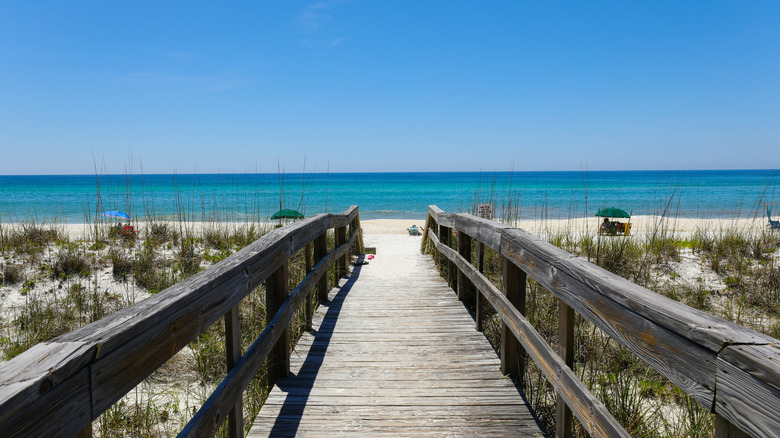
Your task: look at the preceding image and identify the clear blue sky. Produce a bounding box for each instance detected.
[1,1,779,174]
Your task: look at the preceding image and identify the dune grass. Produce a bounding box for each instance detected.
[428,206,779,437]
[0,168,330,436]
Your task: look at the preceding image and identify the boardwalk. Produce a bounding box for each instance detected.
[249,233,543,437]
[2,207,775,437]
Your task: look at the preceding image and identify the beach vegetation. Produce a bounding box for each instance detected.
[51,246,92,278]
[437,186,779,437]
[1,263,23,285]
[108,247,133,278]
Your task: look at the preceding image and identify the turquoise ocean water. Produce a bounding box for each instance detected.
[0,170,778,223]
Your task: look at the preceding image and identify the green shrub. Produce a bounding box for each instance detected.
[134,246,173,293]
[1,264,23,285]
[177,238,202,278]
[146,221,173,246]
[109,248,133,277]
[52,249,91,278]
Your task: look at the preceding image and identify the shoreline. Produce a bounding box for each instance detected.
[1,215,773,238]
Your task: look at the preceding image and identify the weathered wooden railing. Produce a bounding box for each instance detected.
[0,206,363,437]
[423,206,779,438]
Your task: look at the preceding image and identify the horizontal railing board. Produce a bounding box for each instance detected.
[426,206,780,438]
[0,208,361,437]
[180,228,359,438]
[435,209,776,351]
[428,231,629,437]
[507,227,772,349]
[330,205,359,228]
[427,205,452,228]
[714,344,780,438]
[719,344,780,393]
[500,227,718,408]
[85,218,324,415]
[0,367,92,437]
[443,213,512,251]
[0,341,94,422]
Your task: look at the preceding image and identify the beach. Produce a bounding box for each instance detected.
[1,213,773,242]
[362,215,771,236]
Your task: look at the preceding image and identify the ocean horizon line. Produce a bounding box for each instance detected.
[1,168,778,177]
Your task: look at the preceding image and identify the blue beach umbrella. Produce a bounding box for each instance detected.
[101,210,131,220]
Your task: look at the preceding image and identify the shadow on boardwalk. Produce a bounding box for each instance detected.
[268,262,363,436]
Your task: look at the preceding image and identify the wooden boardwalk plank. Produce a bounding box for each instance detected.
[248,235,544,437]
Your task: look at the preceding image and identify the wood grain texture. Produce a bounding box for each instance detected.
[429,231,629,437]
[304,243,313,330]
[442,210,774,351]
[428,208,780,438]
[0,366,92,437]
[248,233,542,437]
[456,231,473,302]
[714,345,780,438]
[427,205,453,228]
[714,415,751,438]
[500,257,525,380]
[314,232,328,303]
[420,214,432,252]
[335,225,347,281]
[0,209,361,437]
[266,262,291,387]
[224,306,243,438]
[0,341,94,422]
[180,226,358,437]
[557,301,575,438]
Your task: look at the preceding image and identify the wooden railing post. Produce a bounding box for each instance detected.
[437,224,447,271]
[557,300,575,438]
[501,257,526,380]
[421,214,433,252]
[335,225,347,281]
[476,242,485,331]
[304,242,313,330]
[74,425,92,438]
[438,225,453,288]
[315,232,328,302]
[457,230,473,303]
[715,415,750,438]
[265,261,290,386]
[224,305,243,438]
[349,215,362,254]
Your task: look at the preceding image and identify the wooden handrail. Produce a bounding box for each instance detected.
[0,206,362,437]
[428,231,629,437]
[424,206,779,438]
[180,228,359,437]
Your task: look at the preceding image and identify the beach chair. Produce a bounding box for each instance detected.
[768,205,780,230]
[121,225,138,240]
[408,225,420,236]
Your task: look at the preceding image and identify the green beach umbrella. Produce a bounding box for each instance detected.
[271,209,304,220]
[595,207,630,218]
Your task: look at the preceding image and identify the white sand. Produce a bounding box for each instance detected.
[2,214,770,240]
[361,215,770,237]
